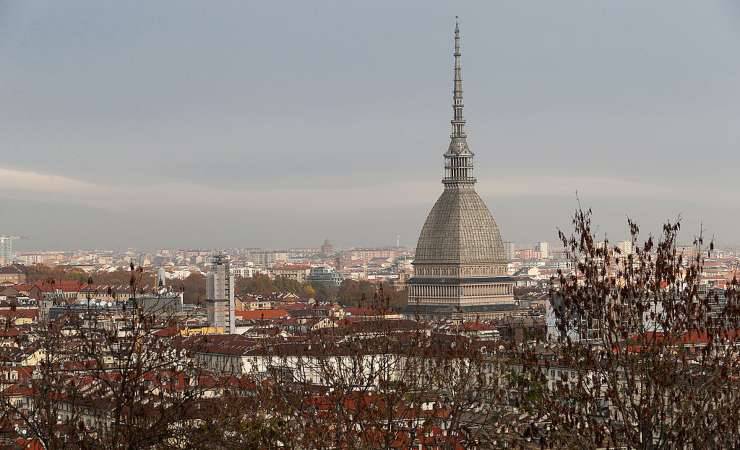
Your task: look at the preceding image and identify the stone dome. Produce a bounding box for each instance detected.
[415,186,506,265]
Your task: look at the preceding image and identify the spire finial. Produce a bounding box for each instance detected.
[452,17,465,138]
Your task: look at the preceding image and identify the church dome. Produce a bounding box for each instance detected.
[415,186,506,265]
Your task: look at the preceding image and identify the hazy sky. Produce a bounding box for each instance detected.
[2,1,739,251]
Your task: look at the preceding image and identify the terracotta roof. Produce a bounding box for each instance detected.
[343,307,382,317]
[0,328,20,338]
[0,366,33,381]
[16,438,44,450]
[624,329,740,352]
[0,309,37,320]
[1,383,34,397]
[33,280,84,292]
[11,284,33,293]
[153,326,181,337]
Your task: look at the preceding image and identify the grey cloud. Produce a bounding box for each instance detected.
[1,0,739,250]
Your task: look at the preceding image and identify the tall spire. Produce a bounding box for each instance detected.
[443,17,475,186]
[452,16,465,139]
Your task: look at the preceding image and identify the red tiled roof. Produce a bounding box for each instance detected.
[2,383,34,397]
[623,329,740,352]
[33,280,84,292]
[343,307,382,316]
[0,328,20,338]
[0,366,33,381]
[153,326,181,337]
[0,309,37,320]
[11,284,34,293]
[17,437,45,450]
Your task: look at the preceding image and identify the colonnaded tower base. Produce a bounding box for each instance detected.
[407,19,515,320]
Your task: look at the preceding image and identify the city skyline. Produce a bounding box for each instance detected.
[0,6,738,447]
[3,1,740,251]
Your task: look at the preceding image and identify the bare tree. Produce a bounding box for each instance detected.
[530,208,740,449]
[1,264,216,449]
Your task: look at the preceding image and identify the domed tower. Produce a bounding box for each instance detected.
[408,19,514,318]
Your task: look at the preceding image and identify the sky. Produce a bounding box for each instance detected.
[1,1,740,251]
